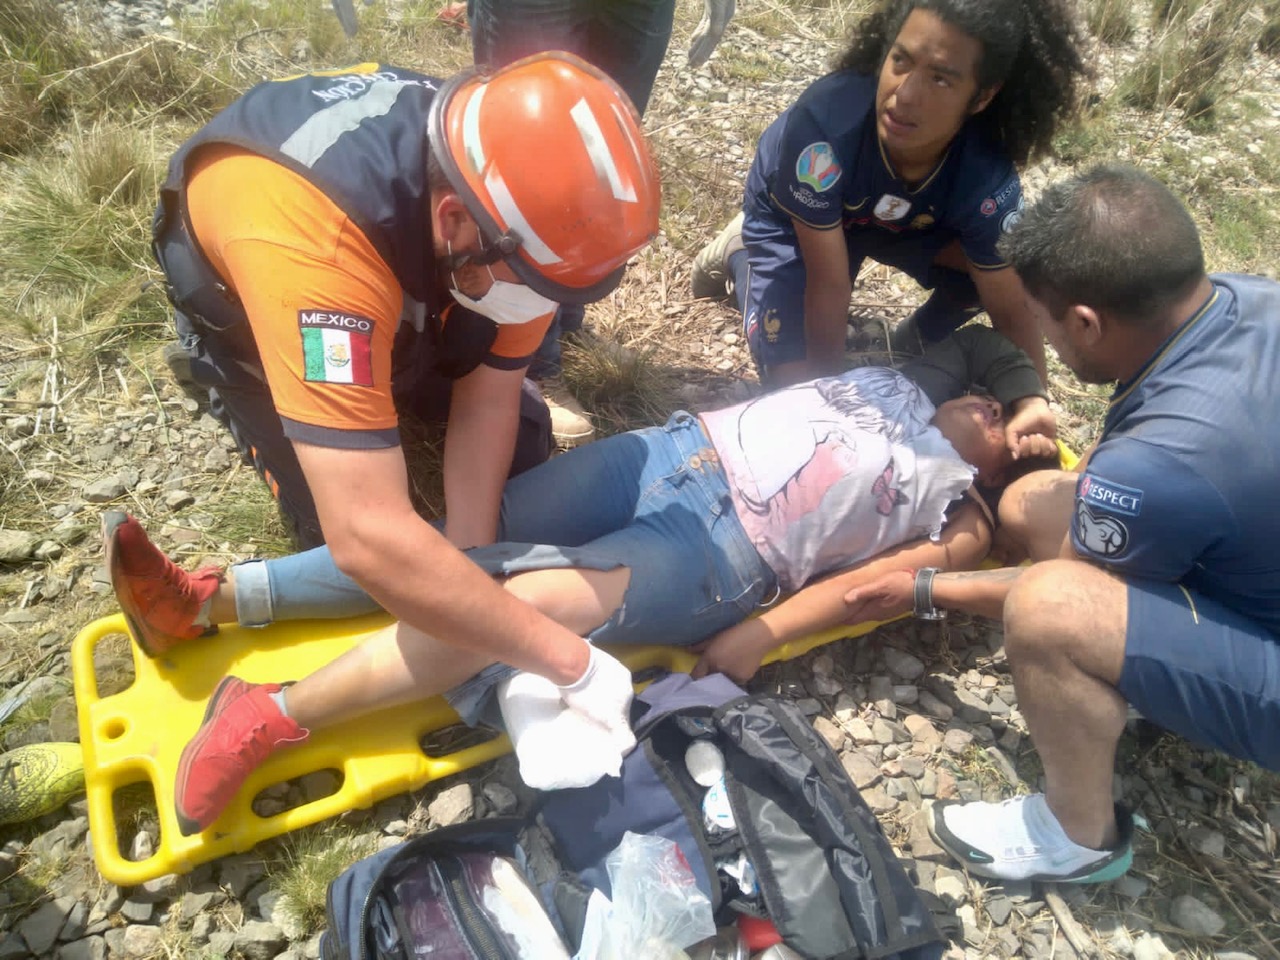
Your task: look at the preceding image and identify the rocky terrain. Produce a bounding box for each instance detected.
[2,1,1279,958]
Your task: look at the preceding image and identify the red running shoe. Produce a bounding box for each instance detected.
[175,677,308,836]
[102,511,224,657]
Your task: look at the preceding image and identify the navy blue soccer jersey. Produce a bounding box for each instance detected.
[743,71,1023,269]
[1071,275,1280,634]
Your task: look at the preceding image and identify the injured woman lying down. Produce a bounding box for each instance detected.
[106,326,1058,833]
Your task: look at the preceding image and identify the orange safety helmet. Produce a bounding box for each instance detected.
[429,51,661,304]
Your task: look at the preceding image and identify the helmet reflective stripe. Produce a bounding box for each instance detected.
[484,170,562,266]
[569,98,636,204]
[280,80,413,168]
[611,102,651,191]
[461,84,487,172]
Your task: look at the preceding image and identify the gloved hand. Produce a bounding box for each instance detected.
[688,0,736,69]
[556,644,637,756]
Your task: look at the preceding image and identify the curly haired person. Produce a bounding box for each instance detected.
[693,0,1090,387]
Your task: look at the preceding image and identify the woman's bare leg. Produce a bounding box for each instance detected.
[282,566,630,729]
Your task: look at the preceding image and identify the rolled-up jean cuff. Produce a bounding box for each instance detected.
[444,662,521,729]
[232,559,274,627]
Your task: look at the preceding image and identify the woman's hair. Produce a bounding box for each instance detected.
[834,0,1091,167]
[976,446,1061,521]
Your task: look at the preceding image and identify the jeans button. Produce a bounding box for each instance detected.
[689,455,702,469]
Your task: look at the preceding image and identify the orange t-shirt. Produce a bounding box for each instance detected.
[186,146,551,440]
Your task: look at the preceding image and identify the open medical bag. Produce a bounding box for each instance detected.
[319,672,947,960]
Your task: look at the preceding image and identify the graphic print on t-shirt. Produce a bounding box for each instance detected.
[299,309,375,386]
[702,367,976,590]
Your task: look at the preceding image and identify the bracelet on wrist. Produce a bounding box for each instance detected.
[913,567,947,621]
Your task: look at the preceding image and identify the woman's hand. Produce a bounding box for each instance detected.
[842,569,916,624]
[690,623,770,684]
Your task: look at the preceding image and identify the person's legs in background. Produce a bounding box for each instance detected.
[881,238,982,356]
[470,0,678,445]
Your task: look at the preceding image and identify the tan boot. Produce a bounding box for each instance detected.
[691,212,745,300]
[541,378,595,447]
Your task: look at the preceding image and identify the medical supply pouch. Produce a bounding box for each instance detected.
[320,673,947,960]
[540,672,946,960]
[319,817,584,960]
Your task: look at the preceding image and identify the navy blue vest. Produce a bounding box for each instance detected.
[159,64,442,306]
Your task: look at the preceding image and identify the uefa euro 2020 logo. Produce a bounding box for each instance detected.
[796,142,842,193]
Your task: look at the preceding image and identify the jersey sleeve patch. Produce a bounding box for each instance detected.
[1073,501,1130,558]
[299,309,375,386]
[796,141,842,192]
[1078,473,1144,517]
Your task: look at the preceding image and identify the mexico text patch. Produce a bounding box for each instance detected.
[299,310,374,386]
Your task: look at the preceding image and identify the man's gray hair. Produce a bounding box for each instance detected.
[997,165,1205,328]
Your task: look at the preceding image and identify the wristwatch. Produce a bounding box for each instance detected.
[913,567,947,621]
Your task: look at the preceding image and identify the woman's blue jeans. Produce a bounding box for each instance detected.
[235,413,775,648]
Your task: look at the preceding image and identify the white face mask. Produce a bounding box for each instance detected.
[449,246,558,325]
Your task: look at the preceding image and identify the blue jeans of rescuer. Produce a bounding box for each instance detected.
[465,0,679,377]
[230,413,778,723]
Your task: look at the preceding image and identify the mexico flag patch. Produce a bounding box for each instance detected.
[299,310,374,386]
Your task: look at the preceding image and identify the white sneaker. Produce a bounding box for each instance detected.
[540,378,594,446]
[926,794,1134,883]
[691,212,745,300]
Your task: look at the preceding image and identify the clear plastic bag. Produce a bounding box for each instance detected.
[575,831,716,960]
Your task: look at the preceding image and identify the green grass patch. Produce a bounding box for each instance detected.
[1086,0,1136,44]
[266,824,380,935]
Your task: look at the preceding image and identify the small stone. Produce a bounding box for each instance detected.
[885,777,920,804]
[428,783,474,827]
[984,894,1014,925]
[892,684,919,705]
[18,898,75,955]
[888,756,920,780]
[860,785,897,814]
[1187,826,1226,859]
[908,811,946,861]
[873,697,898,721]
[203,445,232,472]
[1133,932,1175,960]
[868,676,894,702]
[120,925,165,958]
[918,689,954,722]
[1114,873,1149,900]
[934,868,968,906]
[871,718,896,745]
[796,697,823,717]
[0,528,39,562]
[844,716,877,745]
[1171,894,1225,938]
[883,647,926,680]
[137,873,181,902]
[904,714,941,746]
[119,899,153,923]
[165,489,196,510]
[482,782,518,816]
[842,751,882,789]
[950,687,991,722]
[82,477,127,503]
[943,728,974,755]
[130,830,155,862]
[805,714,842,750]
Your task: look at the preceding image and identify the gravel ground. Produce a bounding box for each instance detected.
[2,2,1279,959]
